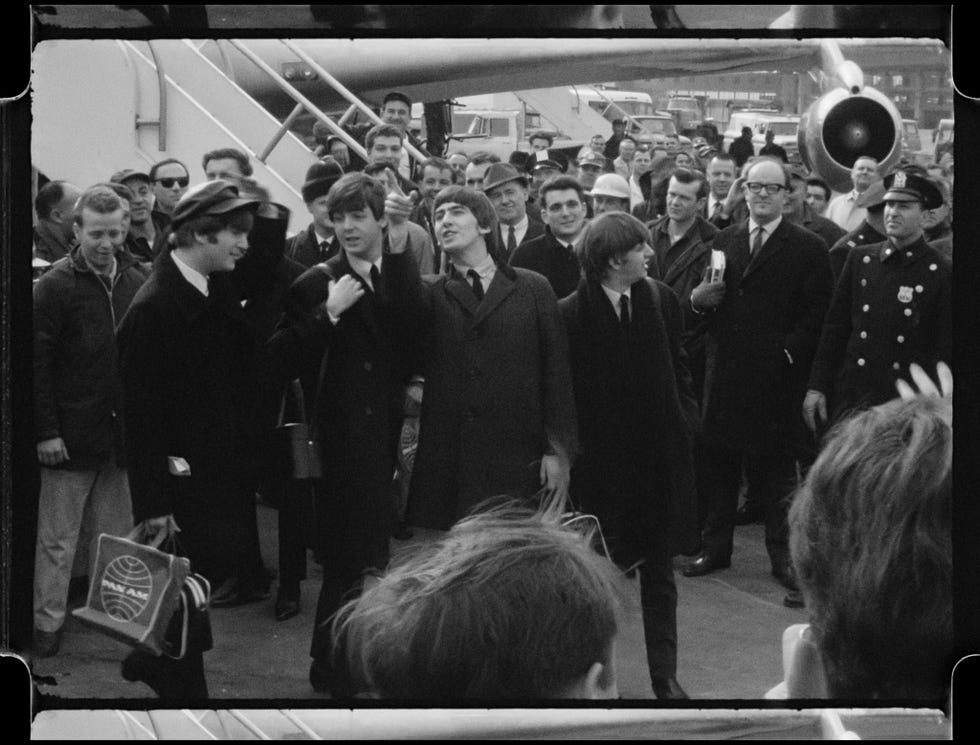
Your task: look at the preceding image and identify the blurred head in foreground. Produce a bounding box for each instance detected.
[789,394,952,700]
[333,503,625,699]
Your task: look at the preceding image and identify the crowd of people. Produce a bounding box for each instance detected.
[31,88,953,703]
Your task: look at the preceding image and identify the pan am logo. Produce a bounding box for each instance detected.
[100,555,153,621]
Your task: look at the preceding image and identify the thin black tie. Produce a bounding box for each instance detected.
[751,226,764,257]
[619,294,630,335]
[319,240,330,261]
[467,269,484,302]
[370,265,382,297]
[711,201,722,219]
[507,225,517,257]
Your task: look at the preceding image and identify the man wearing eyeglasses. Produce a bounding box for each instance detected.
[511,175,589,300]
[684,159,833,595]
[149,158,191,230]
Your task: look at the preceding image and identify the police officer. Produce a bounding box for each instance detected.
[804,169,950,431]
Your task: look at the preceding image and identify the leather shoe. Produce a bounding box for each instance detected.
[772,564,799,592]
[275,588,301,622]
[682,553,731,578]
[783,589,805,608]
[651,676,689,699]
[211,576,272,608]
[734,502,765,526]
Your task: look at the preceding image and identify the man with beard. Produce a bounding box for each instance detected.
[512,175,589,300]
[560,211,698,699]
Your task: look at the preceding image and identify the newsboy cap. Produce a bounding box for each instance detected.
[480,163,528,193]
[170,179,260,230]
[109,168,151,185]
[883,169,944,210]
[302,159,345,203]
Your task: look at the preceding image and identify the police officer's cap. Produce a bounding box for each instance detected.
[882,169,943,210]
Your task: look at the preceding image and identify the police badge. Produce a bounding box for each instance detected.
[898,286,914,303]
[892,171,907,189]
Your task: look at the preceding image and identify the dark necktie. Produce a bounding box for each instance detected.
[370,265,382,297]
[751,226,764,257]
[711,201,722,220]
[467,269,484,302]
[619,294,630,334]
[507,225,517,256]
[319,240,330,261]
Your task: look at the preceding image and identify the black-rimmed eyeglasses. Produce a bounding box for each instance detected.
[744,182,786,195]
[154,177,189,189]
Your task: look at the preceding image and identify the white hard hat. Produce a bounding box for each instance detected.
[590,173,631,200]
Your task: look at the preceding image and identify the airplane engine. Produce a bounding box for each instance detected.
[798,45,904,193]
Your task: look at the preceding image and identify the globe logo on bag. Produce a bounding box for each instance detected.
[100,555,153,621]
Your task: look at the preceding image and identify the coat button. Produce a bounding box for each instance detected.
[860,279,867,287]
[916,285,924,293]
[857,358,866,366]
[863,304,870,312]
[893,362,901,371]
[930,264,938,271]
[860,331,867,339]
[904,308,912,317]
[863,256,871,264]
[897,335,905,343]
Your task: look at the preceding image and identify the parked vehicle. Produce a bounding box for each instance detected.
[901,118,923,163]
[722,110,801,163]
[933,118,953,161]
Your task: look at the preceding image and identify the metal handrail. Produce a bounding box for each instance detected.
[280,39,428,165]
[228,39,368,162]
[146,41,168,151]
[256,102,306,163]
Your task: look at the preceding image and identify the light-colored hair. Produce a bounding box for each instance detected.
[332,503,626,699]
[789,395,952,699]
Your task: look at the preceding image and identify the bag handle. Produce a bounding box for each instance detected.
[126,516,181,552]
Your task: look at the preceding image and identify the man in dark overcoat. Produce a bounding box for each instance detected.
[560,212,699,700]
[683,159,833,587]
[407,186,578,530]
[117,180,262,697]
[117,180,261,585]
[284,160,344,268]
[267,173,424,695]
[804,169,951,431]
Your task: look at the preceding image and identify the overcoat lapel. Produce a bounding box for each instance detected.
[470,269,517,328]
[742,221,787,281]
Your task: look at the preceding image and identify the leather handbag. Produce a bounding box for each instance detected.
[274,378,324,480]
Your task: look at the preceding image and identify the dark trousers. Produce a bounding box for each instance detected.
[638,555,678,681]
[277,481,315,594]
[699,441,798,571]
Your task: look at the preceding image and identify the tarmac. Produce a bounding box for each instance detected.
[28,502,807,703]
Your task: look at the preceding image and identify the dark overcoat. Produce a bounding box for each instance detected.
[407,265,578,530]
[560,278,700,560]
[510,228,583,300]
[117,251,256,582]
[807,237,951,417]
[267,249,424,562]
[701,219,833,454]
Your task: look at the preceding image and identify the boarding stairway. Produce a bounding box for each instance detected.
[514,86,614,147]
[31,39,422,234]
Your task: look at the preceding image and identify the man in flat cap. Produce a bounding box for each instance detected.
[118,180,262,584]
[286,160,346,267]
[804,169,951,431]
[110,168,169,262]
[481,162,545,264]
